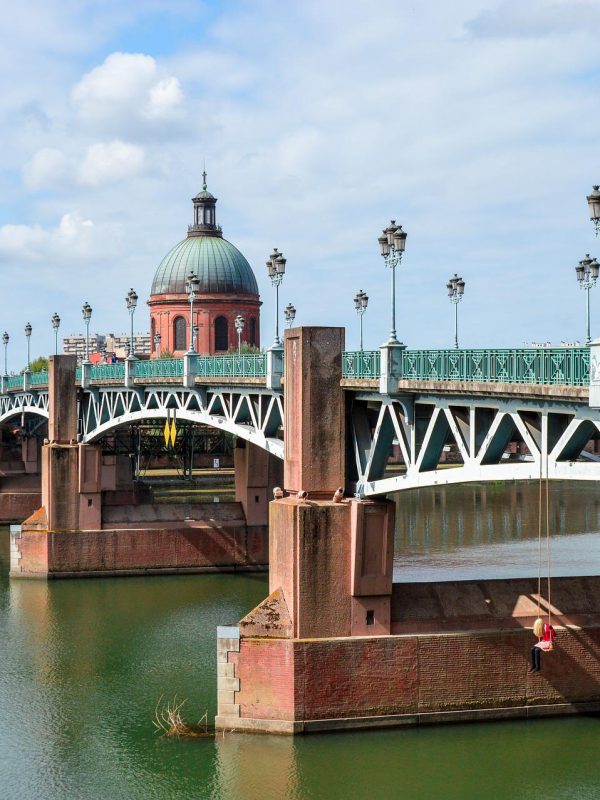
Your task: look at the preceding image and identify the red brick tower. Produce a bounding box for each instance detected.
[148,173,261,356]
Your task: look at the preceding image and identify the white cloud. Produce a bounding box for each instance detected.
[145,77,184,119]
[78,140,145,187]
[22,148,70,189]
[0,213,122,264]
[71,52,184,133]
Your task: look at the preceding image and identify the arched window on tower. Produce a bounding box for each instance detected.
[215,316,228,352]
[249,317,257,347]
[151,317,156,354]
[174,316,187,352]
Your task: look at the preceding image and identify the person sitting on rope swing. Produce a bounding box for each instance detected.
[530,619,556,673]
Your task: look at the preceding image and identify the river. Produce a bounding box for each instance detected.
[1,480,600,799]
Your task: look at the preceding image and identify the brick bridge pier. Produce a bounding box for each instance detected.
[215,327,600,735]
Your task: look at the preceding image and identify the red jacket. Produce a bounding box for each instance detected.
[542,623,556,642]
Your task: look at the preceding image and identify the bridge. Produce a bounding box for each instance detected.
[2,343,599,499]
[4,328,600,736]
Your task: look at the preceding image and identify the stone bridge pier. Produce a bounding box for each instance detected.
[10,355,281,579]
[215,327,600,735]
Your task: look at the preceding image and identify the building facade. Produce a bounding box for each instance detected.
[147,175,261,357]
[62,333,151,362]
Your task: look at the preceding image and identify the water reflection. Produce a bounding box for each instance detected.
[3,480,600,799]
[394,480,600,582]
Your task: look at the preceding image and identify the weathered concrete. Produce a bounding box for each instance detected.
[234,441,283,527]
[12,502,268,579]
[283,326,345,496]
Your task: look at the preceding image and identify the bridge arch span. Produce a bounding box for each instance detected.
[80,386,284,458]
[0,392,49,427]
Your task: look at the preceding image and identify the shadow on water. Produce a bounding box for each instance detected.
[1,479,600,799]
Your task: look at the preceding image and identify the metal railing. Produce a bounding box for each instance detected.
[6,375,23,390]
[90,363,126,381]
[195,353,267,378]
[400,348,590,386]
[29,371,49,387]
[342,351,381,380]
[341,348,590,386]
[134,358,183,379]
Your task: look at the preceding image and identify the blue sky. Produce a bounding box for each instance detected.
[1,0,600,368]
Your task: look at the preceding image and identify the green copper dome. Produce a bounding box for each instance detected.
[151,235,259,296]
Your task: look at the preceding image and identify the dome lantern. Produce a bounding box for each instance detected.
[189,170,222,237]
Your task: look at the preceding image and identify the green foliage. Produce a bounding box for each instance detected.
[157,349,175,359]
[21,356,48,374]
[227,342,261,354]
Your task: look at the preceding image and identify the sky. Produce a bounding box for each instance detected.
[1,0,600,368]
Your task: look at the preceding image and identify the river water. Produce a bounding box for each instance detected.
[1,480,600,800]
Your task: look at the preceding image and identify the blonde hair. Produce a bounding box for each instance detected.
[533,618,544,638]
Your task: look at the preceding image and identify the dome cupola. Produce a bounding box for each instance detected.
[148,174,261,357]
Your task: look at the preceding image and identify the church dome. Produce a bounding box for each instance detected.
[150,172,259,296]
[151,236,259,295]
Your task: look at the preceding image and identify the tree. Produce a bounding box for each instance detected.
[21,356,48,374]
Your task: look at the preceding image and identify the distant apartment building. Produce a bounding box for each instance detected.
[62,333,151,362]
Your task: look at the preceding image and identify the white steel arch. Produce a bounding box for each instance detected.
[80,385,284,458]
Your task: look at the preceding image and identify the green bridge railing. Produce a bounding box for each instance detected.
[90,363,126,380]
[342,347,590,386]
[342,350,381,380]
[195,353,266,378]
[4,348,590,390]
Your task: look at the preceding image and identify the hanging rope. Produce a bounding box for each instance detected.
[534,442,552,640]
[537,448,543,622]
[545,443,552,627]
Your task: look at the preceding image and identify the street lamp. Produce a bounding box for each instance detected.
[447,274,466,349]
[2,332,8,376]
[51,312,60,356]
[378,220,407,345]
[587,186,600,236]
[24,322,32,370]
[154,331,161,355]
[81,303,92,362]
[575,254,600,345]
[266,249,286,347]
[185,272,200,353]
[284,303,296,328]
[125,289,138,359]
[353,290,369,351]
[235,314,245,355]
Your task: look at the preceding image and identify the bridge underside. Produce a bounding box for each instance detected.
[349,391,600,496]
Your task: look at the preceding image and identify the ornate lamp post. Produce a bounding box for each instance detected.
[353,290,369,351]
[266,249,286,347]
[2,332,8,376]
[185,272,200,353]
[284,303,296,328]
[378,221,407,345]
[154,331,161,355]
[125,289,138,359]
[575,254,600,345]
[234,314,245,355]
[51,312,60,356]
[81,303,92,362]
[587,186,600,236]
[24,322,32,370]
[447,274,466,349]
